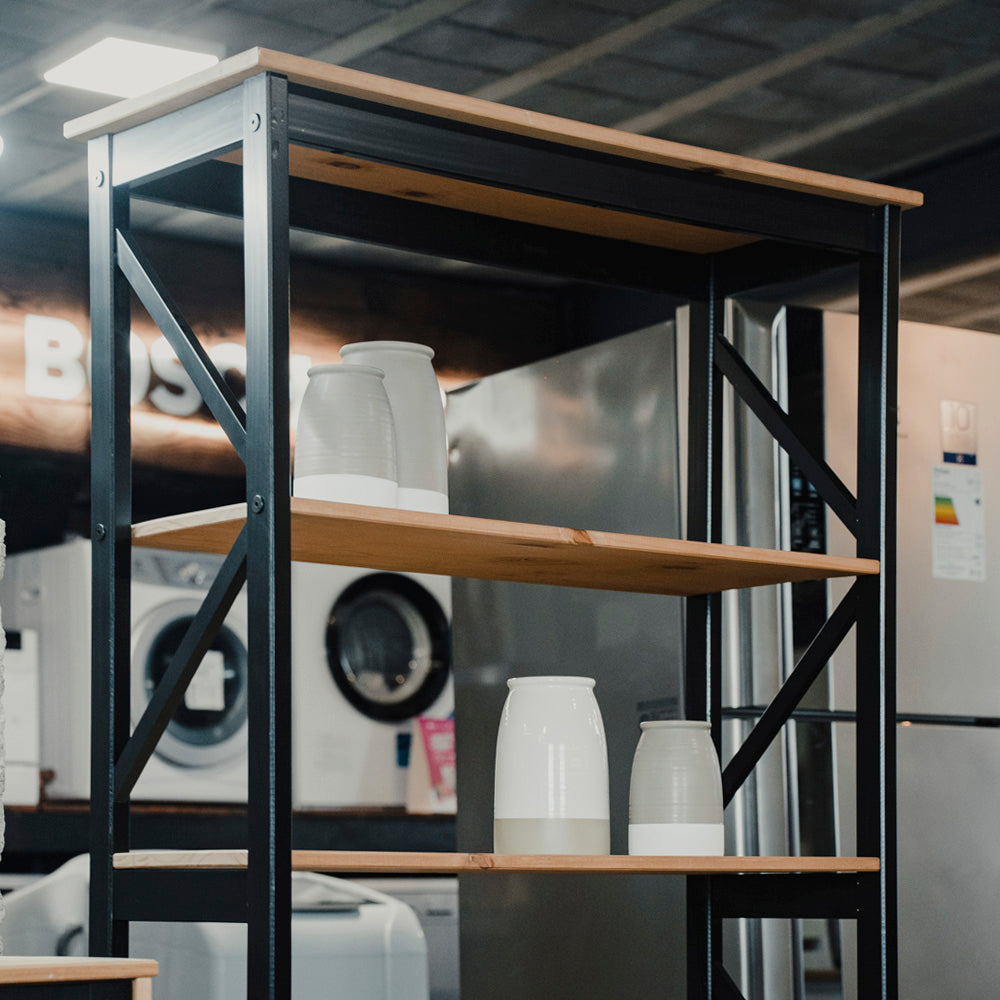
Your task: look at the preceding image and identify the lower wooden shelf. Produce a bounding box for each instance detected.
[0,958,157,999]
[113,849,879,875]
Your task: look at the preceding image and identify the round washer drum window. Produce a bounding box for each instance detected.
[326,573,450,723]
[132,599,249,769]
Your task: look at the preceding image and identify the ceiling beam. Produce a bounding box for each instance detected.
[614,0,958,134]
[306,0,477,66]
[468,0,725,103]
[746,57,1000,163]
[823,251,1000,311]
[1,0,478,204]
[936,301,1000,330]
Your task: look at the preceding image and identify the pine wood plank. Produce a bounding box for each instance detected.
[64,48,921,210]
[113,849,879,875]
[237,147,757,254]
[131,499,877,597]
[0,958,158,984]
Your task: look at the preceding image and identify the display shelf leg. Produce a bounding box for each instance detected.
[87,132,132,960]
[855,204,901,999]
[242,70,293,1000]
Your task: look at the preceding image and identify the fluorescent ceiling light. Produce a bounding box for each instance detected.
[0,135,4,159]
[43,37,219,98]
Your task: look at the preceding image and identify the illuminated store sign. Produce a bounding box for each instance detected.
[23,313,315,420]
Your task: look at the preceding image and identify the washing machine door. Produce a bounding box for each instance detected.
[131,598,248,767]
[326,573,450,722]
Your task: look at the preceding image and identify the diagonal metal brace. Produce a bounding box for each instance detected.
[114,527,248,801]
[722,581,859,805]
[714,963,749,1000]
[115,229,248,463]
[714,333,857,535]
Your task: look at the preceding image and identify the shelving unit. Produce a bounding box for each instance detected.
[69,46,915,1000]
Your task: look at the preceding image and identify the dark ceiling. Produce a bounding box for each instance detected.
[1,0,999,329]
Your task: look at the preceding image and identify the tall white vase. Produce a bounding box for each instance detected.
[493,676,610,855]
[628,720,724,856]
[339,341,448,514]
[293,363,398,507]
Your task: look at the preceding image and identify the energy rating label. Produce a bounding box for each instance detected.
[932,463,986,581]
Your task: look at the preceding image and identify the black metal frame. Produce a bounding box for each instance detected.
[87,68,899,1000]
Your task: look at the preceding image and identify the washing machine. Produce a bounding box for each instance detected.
[1,538,248,802]
[291,563,452,809]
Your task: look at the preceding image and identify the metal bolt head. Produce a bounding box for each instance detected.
[95,523,107,540]
[249,113,261,132]
[251,494,265,513]
[93,170,105,187]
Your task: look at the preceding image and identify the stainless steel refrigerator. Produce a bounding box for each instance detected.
[823,310,1000,1000]
[446,321,689,1000]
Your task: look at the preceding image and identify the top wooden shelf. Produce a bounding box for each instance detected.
[132,498,877,597]
[65,47,921,217]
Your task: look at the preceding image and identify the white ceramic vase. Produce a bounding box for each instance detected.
[493,676,610,855]
[628,720,724,856]
[339,341,448,513]
[293,363,398,507]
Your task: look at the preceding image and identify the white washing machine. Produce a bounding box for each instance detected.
[1,538,248,802]
[291,564,452,809]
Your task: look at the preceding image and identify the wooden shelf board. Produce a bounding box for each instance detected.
[236,146,758,255]
[0,957,158,984]
[64,48,921,213]
[132,499,877,597]
[114,849,879,875]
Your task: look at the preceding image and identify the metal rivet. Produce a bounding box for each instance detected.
[249,113,261,132]
[95,524,107,540]
[252,494,265,513]
[94,170,105,187]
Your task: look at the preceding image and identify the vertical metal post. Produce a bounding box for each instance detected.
[87,135,132,957]
[242,72,292,999]
[686,268,724,998]
[855,205,900,999]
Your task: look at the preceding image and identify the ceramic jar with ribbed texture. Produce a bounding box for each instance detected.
[628,720,724,856]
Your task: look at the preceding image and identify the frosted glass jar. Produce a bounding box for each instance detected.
[293,363,398,507]
[340,341,448,513]
[628,720,724,856]
[493,676,610,855]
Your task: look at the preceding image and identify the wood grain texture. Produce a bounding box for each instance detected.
[132,499,878,597]
[113,849,879,875]
[240,147,756,254]
[64,48,921,210]
[0,958,158,984]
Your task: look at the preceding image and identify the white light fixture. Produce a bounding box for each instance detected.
[43,36,219,98]
[0,135,5,159]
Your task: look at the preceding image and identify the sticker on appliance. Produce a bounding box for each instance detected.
[940,400,977,465]
[932,463,986,582]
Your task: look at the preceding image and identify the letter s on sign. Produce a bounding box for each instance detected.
[149,336,201,416]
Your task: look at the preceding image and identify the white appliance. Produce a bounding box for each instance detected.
[1,627,41,805]
[824,311,1000,1000]
[0,539,248,802]
[1,855,430,1000]
[350,877,459,1000]
[291,564,452,808]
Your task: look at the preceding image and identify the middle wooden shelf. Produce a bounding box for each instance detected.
[132,498,877,597]
[113,849,880,875]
